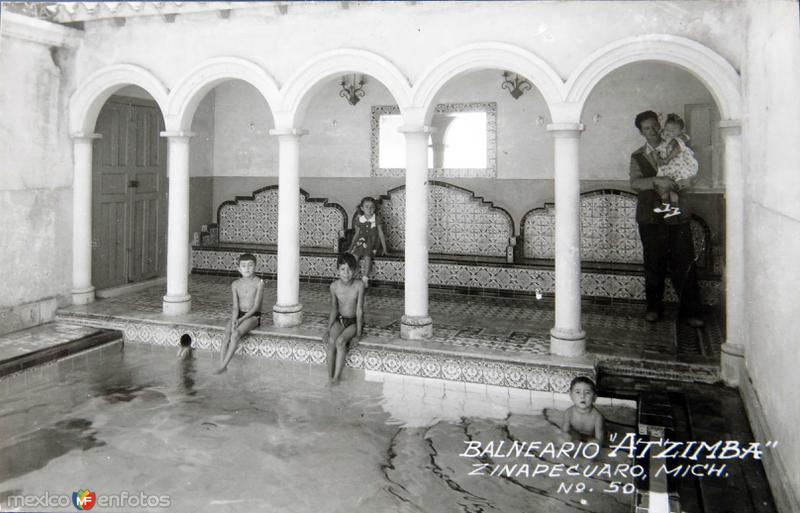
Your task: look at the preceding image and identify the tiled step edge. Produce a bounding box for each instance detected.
[57,312,594,394]
[634,392,681,513]
[0,329,122,379]
[597,356,720,384]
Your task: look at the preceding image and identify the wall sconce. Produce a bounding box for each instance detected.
[501,71,532,100]
[339,74,366,106]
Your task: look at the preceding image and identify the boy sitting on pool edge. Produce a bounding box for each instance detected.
[324,253,365,382]
[216,253,265,374]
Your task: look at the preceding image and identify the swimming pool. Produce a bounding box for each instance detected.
[0,342,637,512]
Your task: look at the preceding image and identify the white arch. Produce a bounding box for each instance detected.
[566,34,741,121]
[69,64,169,134]
[165,57,281,132]
[411,42,565,125]
[279,48,411,128]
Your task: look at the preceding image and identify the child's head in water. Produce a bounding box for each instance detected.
[662,113,685,140]
[569,376,597,412]
[177,333,192,360]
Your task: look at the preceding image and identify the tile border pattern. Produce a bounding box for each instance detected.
[56,313,593,393]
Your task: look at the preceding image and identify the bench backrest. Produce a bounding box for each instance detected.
[521,189,713,270]
[375,181,514,258]
[217,186,346,250]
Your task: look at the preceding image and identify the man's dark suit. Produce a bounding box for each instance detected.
[630,146,702,318]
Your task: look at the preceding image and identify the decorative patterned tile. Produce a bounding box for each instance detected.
[376,182,513,258]
[217,187,345,250]
[521,190,716,273]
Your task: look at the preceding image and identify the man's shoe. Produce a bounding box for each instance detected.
[686,317,704,328]
[645,311,660,323]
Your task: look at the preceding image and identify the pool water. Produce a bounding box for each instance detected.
[0,342,636,512]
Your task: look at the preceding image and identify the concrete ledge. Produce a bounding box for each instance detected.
[0,297,58,336]
[0,329,121,379]
[740,370,800,513]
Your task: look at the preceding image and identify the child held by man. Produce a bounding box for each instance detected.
[324,253,365,382]
[216,253,264,374]
[653,113,699,219]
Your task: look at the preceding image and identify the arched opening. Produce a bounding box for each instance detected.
[183,78,278,255]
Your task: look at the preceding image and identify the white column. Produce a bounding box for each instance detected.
[548,123,586,356]
[161,132,193,315]
[399,125,433,339]
[719,121,744,386]
[71,133,102,305]
[270,128,307,327]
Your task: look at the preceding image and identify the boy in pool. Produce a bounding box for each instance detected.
[561,376,605,445]
[323,253,365,382]
[216,253,265,374]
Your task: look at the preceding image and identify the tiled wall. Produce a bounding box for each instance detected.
[522,190,715,272]
[377,182,514,257]
[217,187,346,250]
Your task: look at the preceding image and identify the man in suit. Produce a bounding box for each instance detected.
[630,110,703,327]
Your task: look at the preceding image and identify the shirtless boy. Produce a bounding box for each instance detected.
[216,253,264,374]
[324,253,365,382]
[561,376,606,445]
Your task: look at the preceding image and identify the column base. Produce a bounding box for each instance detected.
[273,303,303,327]
[162,294,192,315]
[72,286,96,305]
[550,327,586,357]
[720,341,745,387]
[400,315,433,340]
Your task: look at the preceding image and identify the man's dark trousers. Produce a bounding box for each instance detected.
[638,222,702,318]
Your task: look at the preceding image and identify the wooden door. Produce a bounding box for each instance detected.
[92,97,166,289]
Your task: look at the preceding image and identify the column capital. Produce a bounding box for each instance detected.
[719,119,742,136]
[398,125,436,135]
[160,131,195,139]
[546,123,584,135]
[70,132,102,141]
[269,127,309,137]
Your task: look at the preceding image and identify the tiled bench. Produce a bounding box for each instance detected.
[192,184,721,305]
[516,190,720,304]
[192,185,347,276]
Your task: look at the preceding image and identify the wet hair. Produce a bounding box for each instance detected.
[179,334,192,348]
[634,110,659,130]
[570,376,596,393]
[337,253,357,271]
[238,253,257,264]
[664,113,685,129]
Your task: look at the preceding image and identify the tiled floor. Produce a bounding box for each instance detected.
[57,274,722,380]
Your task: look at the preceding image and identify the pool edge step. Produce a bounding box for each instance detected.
[0,329,122,378]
